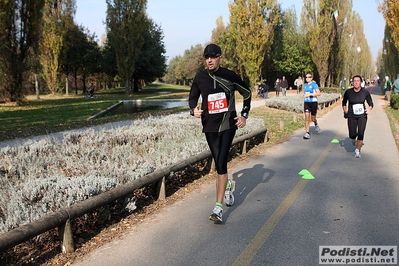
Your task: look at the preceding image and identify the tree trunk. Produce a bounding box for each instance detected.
[82,75,87,93]
[66,77,69,96]
[35,74,40,100]
[74,70,78,94]
[320,77,326,88]
[125,79,131,94]
[133,77,140,92]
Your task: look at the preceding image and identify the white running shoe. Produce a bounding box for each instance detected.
[303,132,310,139]
[315,124,321,132]
[224,179,235,207]
[209,205,223,223]
[354,149,361,158]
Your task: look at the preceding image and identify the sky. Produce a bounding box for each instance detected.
[75,0,385,62]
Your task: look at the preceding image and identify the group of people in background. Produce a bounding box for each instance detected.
[273,76,289,96]
[258,73,399,102]
[256,75,307,98]
[383,74,399,101]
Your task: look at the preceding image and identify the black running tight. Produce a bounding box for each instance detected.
[205,129,236,174]
[347,115,367,140]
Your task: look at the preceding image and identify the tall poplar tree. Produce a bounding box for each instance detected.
[0,0,44,102]
[228,0,280,87]
[132,18,167,90]
[301,0,340,87]
[378,0,399,50]
[382,25,399,80]
[271,7,313,79]
[39,0,76,94]
[106,0,147,94]
[334,0,353,84]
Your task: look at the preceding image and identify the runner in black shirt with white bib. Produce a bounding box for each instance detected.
[189,44,251,223]
[342,75,373,158]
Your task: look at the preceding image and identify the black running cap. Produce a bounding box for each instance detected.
[203,44,222,58]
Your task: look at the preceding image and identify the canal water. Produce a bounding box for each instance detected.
[108,99,189,115]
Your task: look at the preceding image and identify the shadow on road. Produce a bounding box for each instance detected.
[222,164,276,222]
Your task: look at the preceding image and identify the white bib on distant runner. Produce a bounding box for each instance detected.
[208,92,228,114]
[353,104,364,115]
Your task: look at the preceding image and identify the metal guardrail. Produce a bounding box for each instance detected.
[317,96,341,109]
[0,128,267,254]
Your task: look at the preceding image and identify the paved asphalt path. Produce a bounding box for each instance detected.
[71,85,399,265]
[4,87,398,265]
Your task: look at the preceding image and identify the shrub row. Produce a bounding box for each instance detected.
[390,94,399,110]
[0,113,265,233]
[264,93,340,112]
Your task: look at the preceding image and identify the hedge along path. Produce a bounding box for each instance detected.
[0,128,267,254]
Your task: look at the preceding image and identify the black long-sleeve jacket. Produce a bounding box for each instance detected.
[189,67,251,132]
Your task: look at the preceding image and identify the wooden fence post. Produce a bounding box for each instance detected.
[241,140,247,154]
[264,131,268,143]
[59,219,75,254]
[157,177,166,200]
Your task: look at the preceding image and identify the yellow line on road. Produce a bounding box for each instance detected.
[232,124,346,266]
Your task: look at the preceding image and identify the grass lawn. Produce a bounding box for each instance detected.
[0,83,191,141]
[2,83,398,152]
[385,105,399,149]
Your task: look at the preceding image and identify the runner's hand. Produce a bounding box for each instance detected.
[234,116,247,128]
[193,106,203,118]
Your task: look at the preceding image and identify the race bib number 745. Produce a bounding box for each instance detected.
[208,92,228,114]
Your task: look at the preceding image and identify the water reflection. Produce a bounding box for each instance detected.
[109,99,188,115]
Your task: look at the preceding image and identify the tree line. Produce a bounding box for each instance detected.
[165,0,375,89]
[377,0,399,81]
[0,0,166,103]
[1,0,397,104]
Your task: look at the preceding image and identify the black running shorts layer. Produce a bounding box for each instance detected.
[304,102,318,115]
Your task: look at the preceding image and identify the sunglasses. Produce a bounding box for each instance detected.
[306,76,312,78]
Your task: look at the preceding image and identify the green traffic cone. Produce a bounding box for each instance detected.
[298,169,310,175]
[302,173,315,180]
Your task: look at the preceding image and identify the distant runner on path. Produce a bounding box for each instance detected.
[342,75,374,158]
[301,72,321,139]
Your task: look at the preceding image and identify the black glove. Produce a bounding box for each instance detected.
[343,112,348,119]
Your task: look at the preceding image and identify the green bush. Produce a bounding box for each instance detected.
[391,94,399,110]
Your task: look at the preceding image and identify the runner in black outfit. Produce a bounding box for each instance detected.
[189,44,251,223]
[342,75,373,158]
